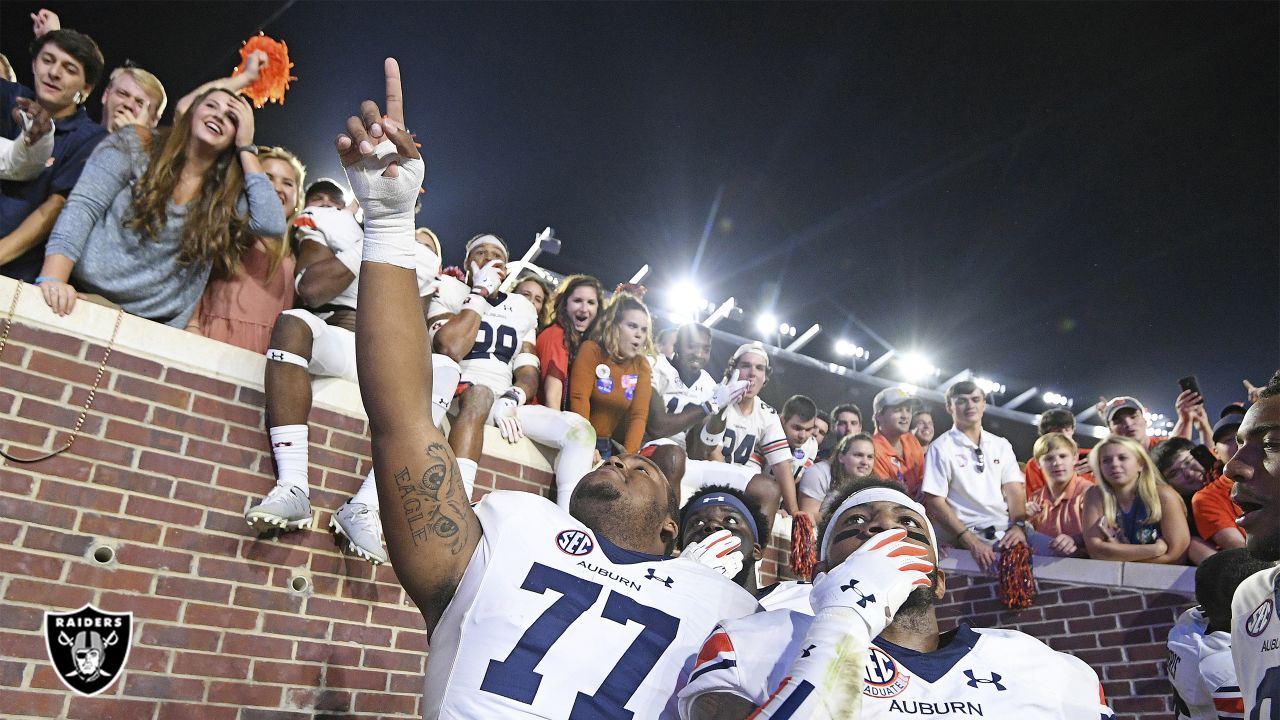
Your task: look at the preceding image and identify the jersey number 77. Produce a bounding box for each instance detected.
[480,562,680,719]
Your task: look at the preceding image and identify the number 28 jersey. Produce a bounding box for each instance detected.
[429,276,538,393]
[424,491,759,719]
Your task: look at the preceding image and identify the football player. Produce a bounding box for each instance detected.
[340,63,758,718]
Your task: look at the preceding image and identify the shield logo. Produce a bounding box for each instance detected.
[44,604,132,696]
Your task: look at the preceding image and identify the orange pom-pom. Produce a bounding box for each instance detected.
[790,512,816,580]
[997,543,1036,610]
[233,33,296,108]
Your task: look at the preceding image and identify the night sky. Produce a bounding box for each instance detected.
[3,2,1276,420]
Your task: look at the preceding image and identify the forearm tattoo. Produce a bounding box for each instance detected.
[393,441,471,554]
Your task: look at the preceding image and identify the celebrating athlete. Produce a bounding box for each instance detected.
[340,59,758,718]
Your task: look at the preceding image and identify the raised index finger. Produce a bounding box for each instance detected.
[384,58,404,126]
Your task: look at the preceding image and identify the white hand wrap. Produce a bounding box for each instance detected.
[679,529,744,577]
[346,139,424,269]
[708,370,749,415]
[810,529,933,639]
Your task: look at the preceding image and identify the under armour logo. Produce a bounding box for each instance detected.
[699,495,727,505]
[800,644,816,658]
[963,669,1006,691]
[645,569,674,588]
[840,579,875,608]
[272,441,293,448]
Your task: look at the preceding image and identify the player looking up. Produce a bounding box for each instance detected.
[339,62,758,719]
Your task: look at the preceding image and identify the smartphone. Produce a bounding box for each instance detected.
[1177,375,1201,398]
[1191,444,1218,471]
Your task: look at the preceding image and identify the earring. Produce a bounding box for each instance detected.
[72,91,83,104]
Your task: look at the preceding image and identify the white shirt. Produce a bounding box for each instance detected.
[1168,606,1243,720]
[678,611,1114,718]
[921,426,1023,531]
[790,437,818,481]
[719,397,790,473]
[649,355,716,450]
[1232,564,1280,719]
[798,459,833,503]
[424,491,758,719]
[429,276,538,394]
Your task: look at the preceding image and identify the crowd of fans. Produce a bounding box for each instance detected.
[0,11,1265,577]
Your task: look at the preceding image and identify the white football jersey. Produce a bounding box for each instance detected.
[755,580,813,615]
[719,398,790,473]
[649,356,716,449]
[293,206,363,310]
[798,460,833,504]
[1232,565,1280,719]
[424,491,759,720]
[679,611,1115,719]
[429,276,538,393]
[790,437,818,480]
[1167,606,1243,720]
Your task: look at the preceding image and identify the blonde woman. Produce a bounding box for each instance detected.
[569,291,654,458]
[193,145,303,352]
[1081,435,1189,564]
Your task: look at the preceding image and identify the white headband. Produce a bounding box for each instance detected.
[465,234,507,257]
[819,487,937,561]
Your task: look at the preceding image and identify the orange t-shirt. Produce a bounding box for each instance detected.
[568,340,652,453]
[1027,473,1093,546]
[872,431,925,499]
[1191,473,1245,545]
[534,324,570,409]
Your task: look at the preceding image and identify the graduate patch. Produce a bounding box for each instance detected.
[597,377,614,394]
[622,374,639,400]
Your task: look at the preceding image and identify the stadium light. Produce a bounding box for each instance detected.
[973,376,1006,396]
[897,353,938,383]
[756,312,778,336]
[834,339,869,360]
[1042,391,1074,408]
[669,281,707,314]
[703,297,735,327]
[786,324,821,352]
[779,322,790,335]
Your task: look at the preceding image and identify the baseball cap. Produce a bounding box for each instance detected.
[873,387,916,415]
[304,178,346,205]
[1103,396,1147,425]
[1219,402,1247,419]
[1212,414,1241,443]
[729,342,770,370]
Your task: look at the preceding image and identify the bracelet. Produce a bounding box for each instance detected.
[34,276,60,286]
[237,145,259,156]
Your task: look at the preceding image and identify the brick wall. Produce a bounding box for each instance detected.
[0,277,1189,719]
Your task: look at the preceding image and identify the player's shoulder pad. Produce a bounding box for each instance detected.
[756,399,778,416]
[504,292,538,320]
[973,627,1101,675]
[718,607,809,637]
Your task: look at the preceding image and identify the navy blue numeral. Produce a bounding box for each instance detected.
[722,429,756,465]
[464,321,520,364]
[1253,665,1280,720]
[480,563,682,716]
[480,563,601,703]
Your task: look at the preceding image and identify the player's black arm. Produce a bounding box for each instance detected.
[295,239,357,308]
[345,60,481,637]
[432,298,484,361]
[644,393,710,442]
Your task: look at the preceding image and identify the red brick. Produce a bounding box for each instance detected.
[3,367,65,401]
[79,512,162,544]
[252,660,323,685]
[0,658,24,687]
[327,430,369,455]
[1125,643,1169,662]
[240,540,311,569]
[121,494,204,526]
[10,322,85,356]
[1050,633,1099,650]
[196,556,269,584]
[395,630,429,653]
[155,576,231,604]
[341,576,401,604]
[238,385,266,406]
[172,480,245,514]
[223,631,293,660]
[361,647,423,673]
[214,466,272,494]
[390,672,424,694]
[192,395,261,427]
[137,451,215,485]
[183,602,257,630]
[85,345,163,378]
[309,445,360,473]
[170,654,250,683]
[296,639,361,666]
[1106,661,1163,680]
[151,406,225,440]
[331,622,392,647]
[28,664,65,690]
[113,375,191,409]
[138,623,221,650]
[65,435,137,466]
[99,592,182,622]
[122,673,206,701]
[234,586,303,614]
[372,605,424,629]
[166,528,242,557]
[286,687,351,712]
[0,629,51,659]
[157,703,238,720]
[36,478,123,513]
[0,417,51,446]
[0,496,77,529]
[1113,694,1173,713]
[0,467,33,494]
[204,509,251,534]
[66,697,158,720]
[0,688,67,716]
[208,680,282,706]
[125,646,173,673]
[26,350,109,387]
[105,419,183,453]
[240,709,311,720]
[226,424,271,453]
[306,596,369,623]
[6,578,93,607]
[0,547,63,579]
[0,337,27,365]
[185,438,261,468]
[355,690,419,714]
[1075,647,1126,666]
[1058,586,1114,603]
[1069,615,1119,633]
[311,407,365,434]
[92,465,172,498]
[65,562,154,593]
[324,665,386,691]
[1101,627,1154,646]
[66,386,150,421]
[15,453,93,482]
[164,367,238,398]
[114,544,193,573]
[0,603,45,630]
[262,612,330,639]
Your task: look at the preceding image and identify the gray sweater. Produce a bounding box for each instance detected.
[45,128,286,328]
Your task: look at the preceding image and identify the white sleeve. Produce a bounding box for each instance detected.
[677,626,755,718]
[0,128,55,182]
[427,276,468,319]
[921,443,949,497]
[999,440,1024,486]
[1053,651,1116,719]
[798,461,831,502]
[759,413,793,469]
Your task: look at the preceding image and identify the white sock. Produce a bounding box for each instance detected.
[457,458,478,500]
[350,469,379,510]
[269,425,309,492]
[432,354,461,427]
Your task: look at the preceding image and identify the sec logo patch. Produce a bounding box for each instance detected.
[1246,598,1273,637]
[556,529,594,556]
[862,646,910,697]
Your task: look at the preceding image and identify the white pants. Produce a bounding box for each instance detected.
[515,405,596,511]
[678,459,757,506]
